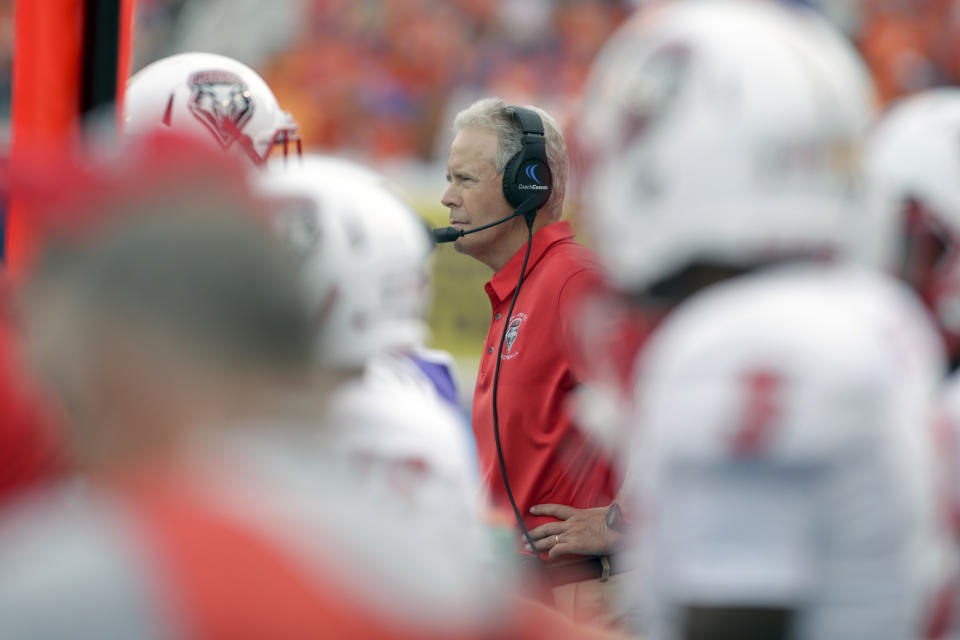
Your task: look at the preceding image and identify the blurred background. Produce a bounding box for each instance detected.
[2,0,960,392]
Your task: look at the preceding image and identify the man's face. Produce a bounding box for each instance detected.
[442,127,518,269]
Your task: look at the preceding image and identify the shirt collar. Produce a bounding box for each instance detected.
[485,221,575,304]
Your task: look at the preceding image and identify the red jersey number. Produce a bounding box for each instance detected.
[731,370,781,456]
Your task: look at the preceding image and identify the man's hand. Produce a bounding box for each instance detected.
[523,503,623,560]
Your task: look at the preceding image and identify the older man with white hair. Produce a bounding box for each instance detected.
[441,97,619,621]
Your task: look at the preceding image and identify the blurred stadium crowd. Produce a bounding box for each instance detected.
[132,0,631,160]
[4,0,960,154]
[87,0,960,159]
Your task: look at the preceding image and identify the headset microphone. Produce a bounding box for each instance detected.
[432,226,465,243]
[432,210,522,244]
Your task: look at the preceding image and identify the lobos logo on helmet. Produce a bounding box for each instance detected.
[187,70,255,149]
[620,42,690,152]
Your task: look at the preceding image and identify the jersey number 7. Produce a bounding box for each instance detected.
[731,370,781,456]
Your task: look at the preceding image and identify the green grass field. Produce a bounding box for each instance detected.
[416,198,493,361]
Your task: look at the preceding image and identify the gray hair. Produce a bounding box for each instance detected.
[453,97,568,221]
[19,176,319,467]
[23,201,316,414]
[81,211,313,371]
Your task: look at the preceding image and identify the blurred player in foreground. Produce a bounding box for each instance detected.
[576,0,955,638]
[0,276,64,507]
[253,155,496,631]
[867,89,960,375]
[124,52,300,166]
[0,141,622,639]
[866,90,960,628]
[0,167,375,637]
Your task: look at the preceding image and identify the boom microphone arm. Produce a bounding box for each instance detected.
[432,200,539,244]
[432,211,519,244]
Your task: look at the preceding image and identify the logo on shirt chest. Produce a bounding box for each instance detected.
[502,312,528,359]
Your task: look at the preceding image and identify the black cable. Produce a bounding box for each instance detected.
[492,218,541,559]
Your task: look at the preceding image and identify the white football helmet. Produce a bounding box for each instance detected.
[124,53,300,167]
[576,0,877,293]
[866,89,960,360]
[255,155,432,368]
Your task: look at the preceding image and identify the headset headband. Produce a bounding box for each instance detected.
[509,107,545,136]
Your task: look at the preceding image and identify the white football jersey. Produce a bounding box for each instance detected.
[627,263,954,640]
[935,373,960,640]
[940,374,960,525]
[321,350,481,526]
[318,357,496,625]
[364,347,466,414]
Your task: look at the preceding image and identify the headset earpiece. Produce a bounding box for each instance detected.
[502,107,553,221]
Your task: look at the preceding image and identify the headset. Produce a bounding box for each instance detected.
[434,106,553,559]
[501,107,554,222]
[433,106,553,240]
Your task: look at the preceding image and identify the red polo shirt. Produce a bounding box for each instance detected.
[472,221,617,535]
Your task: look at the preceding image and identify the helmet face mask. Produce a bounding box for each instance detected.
[262,128,303,166]
[126,53,302,167]
[901,198,953,288]
[888,198,960,362]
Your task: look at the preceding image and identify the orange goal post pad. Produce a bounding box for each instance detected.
[6,0,134,276]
